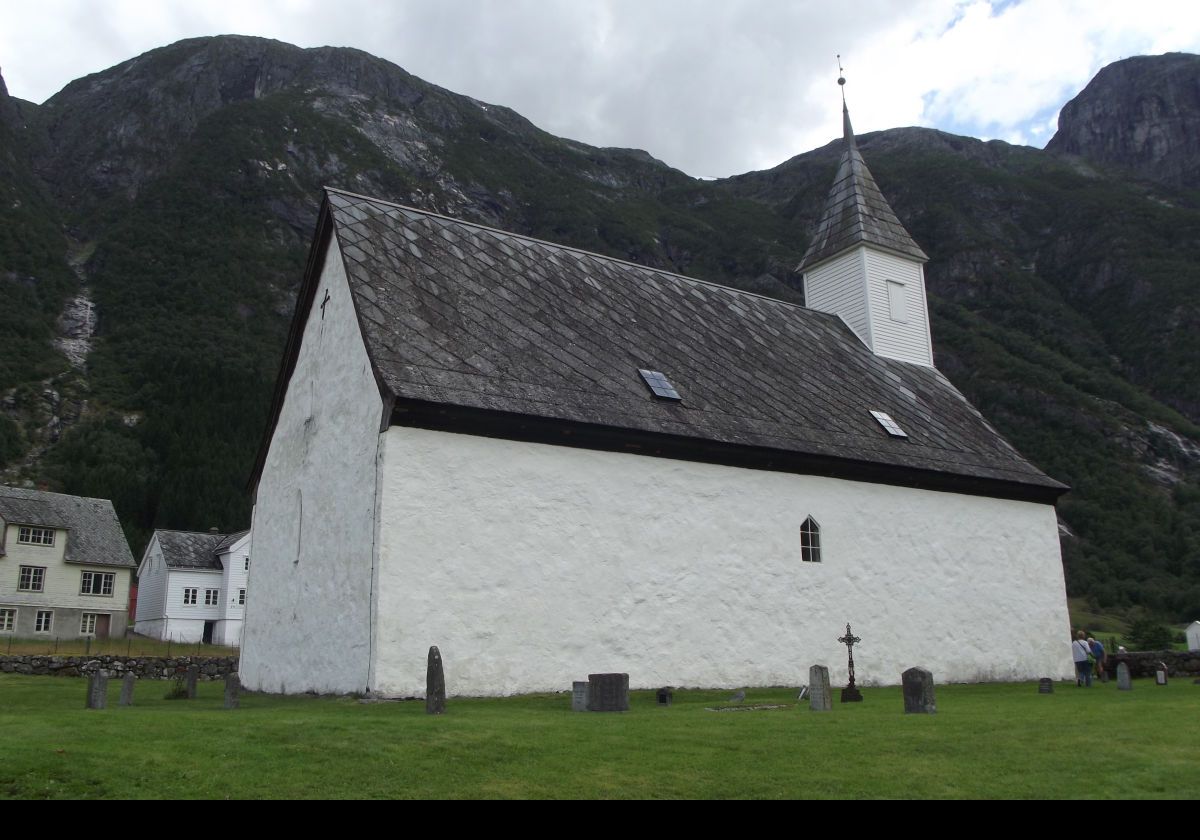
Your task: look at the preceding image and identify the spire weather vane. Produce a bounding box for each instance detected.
[837,54,846,102]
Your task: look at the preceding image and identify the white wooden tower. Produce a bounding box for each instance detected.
[798,75,935,367]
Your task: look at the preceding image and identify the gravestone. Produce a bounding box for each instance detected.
[224,674,241,709]
[571,681,590,712]
[809,665,832,712]
[1117,662,1132,691]
[1037,678,1054,694]
[1186,620,1200,651]
[656,687,673,707]
[426,646,446,715]
[85,671,108,709]
[587,673,629,712]
[838,624,864,703]
[1155,663,1168,686]
[901,667,937,714]
[729,689,746,704]
[119,673,136,706]
[185,665,199,699]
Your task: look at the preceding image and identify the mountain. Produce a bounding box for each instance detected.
[1,37,1197,619]
[1047,52,1200,190]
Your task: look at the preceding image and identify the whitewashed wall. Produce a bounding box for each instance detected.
[214,532,250,646]
[863,248,934,367]
[240,244,382,695]
[134,535,166,628]
[804,249,870,346]
[372,427,1072,697]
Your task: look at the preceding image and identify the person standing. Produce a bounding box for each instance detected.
[1072,630,1093,687]
[1088,636,1108,682]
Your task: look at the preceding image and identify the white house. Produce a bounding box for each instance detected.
[240,103,1072,697]
[0,486,136,639]
[134,529,250,646]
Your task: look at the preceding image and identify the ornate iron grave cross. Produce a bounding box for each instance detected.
[838,623,864,703]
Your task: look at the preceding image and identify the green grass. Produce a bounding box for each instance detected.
[1,637,238,658]
[2,675,1197,799]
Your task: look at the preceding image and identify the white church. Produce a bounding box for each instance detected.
[240,101,1073,697]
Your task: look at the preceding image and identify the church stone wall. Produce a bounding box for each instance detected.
[240,244,382,696]
[372,426,1073,697]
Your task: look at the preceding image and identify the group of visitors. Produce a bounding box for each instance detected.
[1071,630,1108,686]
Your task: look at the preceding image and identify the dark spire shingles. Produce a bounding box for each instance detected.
[797,104,929,271]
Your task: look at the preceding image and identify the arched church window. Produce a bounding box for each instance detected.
[801,516,821,563]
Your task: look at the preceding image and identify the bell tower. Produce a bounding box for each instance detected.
[797,63,934,367]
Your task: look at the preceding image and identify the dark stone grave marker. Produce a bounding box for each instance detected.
[587,673,629,712]
[901,667,937,714]
[1037,678,1054,694]
[185,665,199,699]
[656,687,673,706]
[426,646,446,714]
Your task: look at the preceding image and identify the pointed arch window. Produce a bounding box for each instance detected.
[801,516,821,563]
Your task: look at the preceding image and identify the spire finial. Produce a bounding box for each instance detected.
[837,55,856,148]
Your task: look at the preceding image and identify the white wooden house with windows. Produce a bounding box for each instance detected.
[240,99,1072,697]
[0,486,136,639]
[133,529,250,646]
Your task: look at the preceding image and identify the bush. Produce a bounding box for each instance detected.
[1127,618,1174,651]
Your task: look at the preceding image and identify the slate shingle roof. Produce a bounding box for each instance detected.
[155,530,227,570]
[314,188,1063,497]
[797,105,928,270]
[213,529,250,554]
[0,486,136,567]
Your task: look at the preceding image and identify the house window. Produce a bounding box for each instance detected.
[17,526,55,546]
[35,610,53,633]
[801,516,822,563]
[238,589,246,606]
[244,556,250,572]
[0,609,15,632]
[183,588,198,605]
[204,589,219,606]
[80,571,116,596]
[18,566,46,592]
[887,280,908,322]
[80,613,98,635]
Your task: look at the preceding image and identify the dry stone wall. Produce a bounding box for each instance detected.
[0,654,238,679]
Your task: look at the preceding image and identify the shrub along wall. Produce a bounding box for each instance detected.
[0,654,238,679]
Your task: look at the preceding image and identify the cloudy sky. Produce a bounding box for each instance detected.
[3,0,1198,177]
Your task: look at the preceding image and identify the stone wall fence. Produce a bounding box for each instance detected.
[1107,650,1200,679]
[0,654,238,680]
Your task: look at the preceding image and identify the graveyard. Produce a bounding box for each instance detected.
[1,673,1196,799]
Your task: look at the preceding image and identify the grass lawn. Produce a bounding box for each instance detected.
[1,675,1197,799]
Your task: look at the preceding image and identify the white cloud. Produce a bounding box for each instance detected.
[1,0,1198,176]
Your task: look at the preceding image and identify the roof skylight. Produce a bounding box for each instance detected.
[870,410,908,438]
[639,369,682,401]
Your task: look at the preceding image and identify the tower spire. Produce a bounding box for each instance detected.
[838,55,857,149]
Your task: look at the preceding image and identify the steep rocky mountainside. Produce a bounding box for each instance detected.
[0,37,1197,618]
[1047,52,1200,190]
